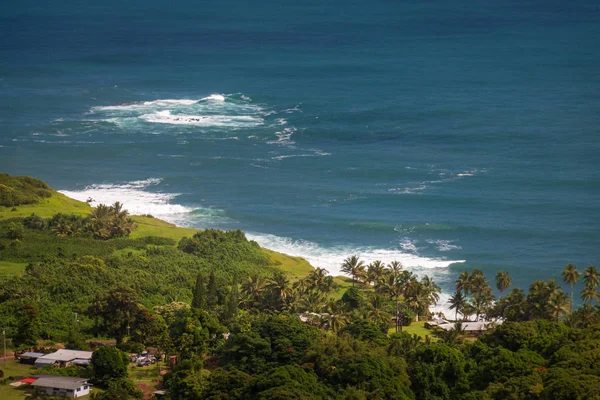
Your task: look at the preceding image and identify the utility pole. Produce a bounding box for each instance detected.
[3,327,6,365]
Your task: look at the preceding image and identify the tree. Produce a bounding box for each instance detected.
[581,285,599,305]
[91,346,129,384]
[562,264,579,313]
[14,303,42,348]
[379,272,404,332]
[548,291,569,321]
[87,287,142,344]
[267,271,293,310]
[448,290,467,321]
[583,266,599,305]
[366,260,386,289]
[341,255,366,287]
[495,271,511,295]
[191,273,206,310]
[207,270,217,307]
[455,271,470,296]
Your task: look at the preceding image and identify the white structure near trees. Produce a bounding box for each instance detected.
[34,349,93,368]
[31,376,90,398]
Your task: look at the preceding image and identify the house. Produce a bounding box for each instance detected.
[19,352,45,365]
[437,321,498,332]
[34,349,93,368]
[31,376,90,398]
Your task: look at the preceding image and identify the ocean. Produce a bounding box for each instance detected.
[1,0,599,301]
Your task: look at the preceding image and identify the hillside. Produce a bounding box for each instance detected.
[0,174,317,281]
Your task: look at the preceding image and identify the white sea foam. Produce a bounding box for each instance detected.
[94,99,198,111]
[91,94,266,129]
[139,110,263,128]
[200,94,225,102]
[246,233,464,276]
[59,178,197,222]
[268,127,297,146]
[426,239,461,252]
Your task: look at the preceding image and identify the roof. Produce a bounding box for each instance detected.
[21,352,45,358]
[20,378,38,384]
[37,349,93,362]
[438,322,490,331]
[31,376,88,390]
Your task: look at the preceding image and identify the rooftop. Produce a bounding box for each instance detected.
[31,376,88,390]
[37,349,93,362]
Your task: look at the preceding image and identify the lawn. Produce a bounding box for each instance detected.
[0,192,91,220]
[129,215,198,240]
[388,321,438,341]
[0,359,36,400]
[265,249,314,279]
[0,261,27,276]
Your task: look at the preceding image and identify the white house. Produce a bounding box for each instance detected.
[34,349,94,368]
[31,376,90,398]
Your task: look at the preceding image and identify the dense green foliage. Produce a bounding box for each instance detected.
[1,176,599,399]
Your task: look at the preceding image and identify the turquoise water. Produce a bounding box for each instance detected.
[1,0,599,299]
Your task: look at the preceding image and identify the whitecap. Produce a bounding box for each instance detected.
[138,110,264,128]
[59,178,197,223]
[246,232,464,276]
[200,94,225,102]
[426,239,461,252]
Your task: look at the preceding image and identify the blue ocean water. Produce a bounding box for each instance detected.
[1,0,599,300]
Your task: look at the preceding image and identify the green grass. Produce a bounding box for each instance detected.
[388,321,438,341]
[265,249,314,279]
[0,261,27,276]
[129,216,198,240]
[0,359,36,400]
[0,192,91,220]
[332,276,354,299]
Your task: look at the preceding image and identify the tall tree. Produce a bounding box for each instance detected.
[562,264,580,313]
[495,271,512,295]
[379,272,404,332]
[191,273,206,309]
[365,260,386,288]
[207,270,217,307]
[387,261,403,279]
[341,255,366,287]
[448,290,467,321]
[548,291,570,321]
[581,285,599,305]
[455,271,470,296]
[583,266,600,304]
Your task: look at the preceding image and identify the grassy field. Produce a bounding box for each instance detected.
[0,192,91,220]
[388,321,438,341]
[0,359,36,400]
[0,261,27,276]
[129,215,198,240]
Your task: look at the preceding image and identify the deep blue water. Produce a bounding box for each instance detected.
[1,0,599,300]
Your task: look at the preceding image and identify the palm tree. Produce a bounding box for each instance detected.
[366,295,391,326]
[379,273,405,332]
[299,291,325,313]
[341,255,366,287]
[562,264,580,313]
[455,271,470,296]
[583,266,600,291]
[366,260,386,288]
[241,274,266,308]
[448,290,467,321]
[387,261,403,279]
[581,285,599,305]
[267,271,293,309]
[421,276,441,307]
[307,267,328,288]
[495,271,511,295]
[548,291,570,321]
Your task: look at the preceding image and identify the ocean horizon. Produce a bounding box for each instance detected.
[2,0,599,304]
